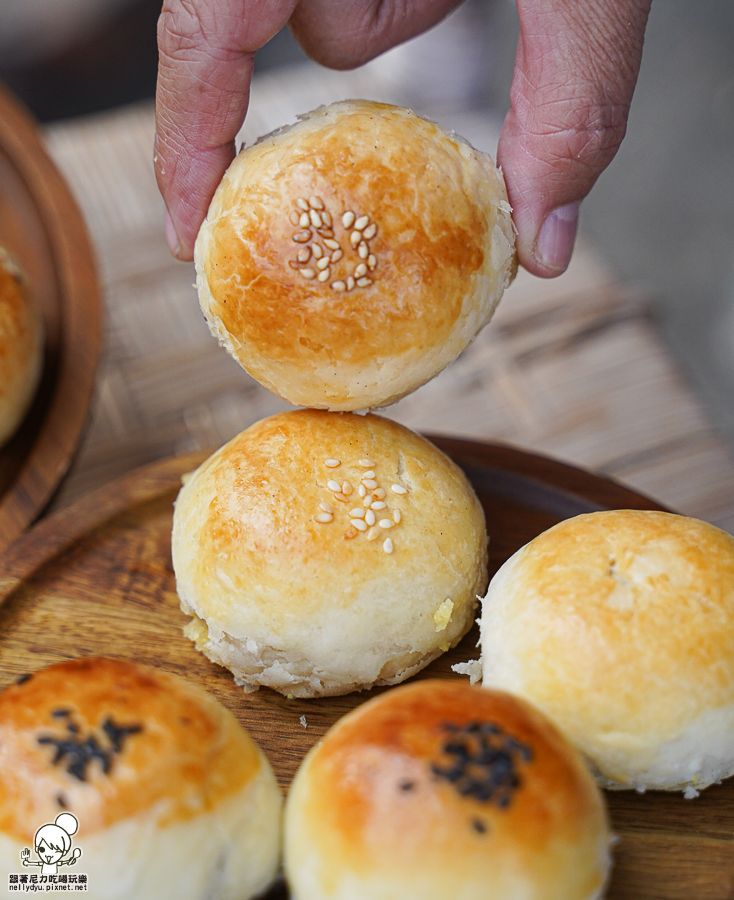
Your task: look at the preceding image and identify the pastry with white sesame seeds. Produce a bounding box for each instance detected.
[194,100,516,411]
[0,245,43,448]
[171,409,488,698]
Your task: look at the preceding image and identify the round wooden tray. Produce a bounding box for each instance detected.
[0,83,101,552]
[0,439,730,900]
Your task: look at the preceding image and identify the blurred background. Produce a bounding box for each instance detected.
[1,0,733,530]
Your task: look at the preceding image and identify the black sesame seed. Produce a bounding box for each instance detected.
[472,818,487,834]
[56,794,67,809]
[51,709,71,718]
[399,781,415,792]
[16,674,32,685]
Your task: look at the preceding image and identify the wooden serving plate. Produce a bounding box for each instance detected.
[0,438,731,900]
[0,83,101,552]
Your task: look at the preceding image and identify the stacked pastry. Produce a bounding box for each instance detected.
[173,100,517,698]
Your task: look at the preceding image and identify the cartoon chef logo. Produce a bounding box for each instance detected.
[20,813,82,875]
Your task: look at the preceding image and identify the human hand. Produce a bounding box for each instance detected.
[155,0,652,277]
[20,847,30,866]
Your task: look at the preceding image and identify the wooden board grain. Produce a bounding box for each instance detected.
[0,83,101,551]
[0,439,732,899]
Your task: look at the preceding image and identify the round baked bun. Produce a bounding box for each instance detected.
[0,658,282,900]
[194,100,516,411]
[0,245,43,447]
[284,680,611,900]
[172,409,488,698]
[480,509,734,797]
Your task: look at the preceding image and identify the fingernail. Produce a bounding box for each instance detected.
[165,208,181,258]
[535,201,580,273]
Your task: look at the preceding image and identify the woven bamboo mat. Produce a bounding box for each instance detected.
[43,64,734,534]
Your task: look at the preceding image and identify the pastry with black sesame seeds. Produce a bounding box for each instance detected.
[0,658,282,900]
[284,680,612,900]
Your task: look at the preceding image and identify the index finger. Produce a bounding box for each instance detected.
[155,0,297,260]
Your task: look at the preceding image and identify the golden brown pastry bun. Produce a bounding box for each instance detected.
[0,245,43,447]
[284,680,612,900]
[480,510,734,796]
[194,100,516,411]
[0,658,282,899]
[172,409,488,698]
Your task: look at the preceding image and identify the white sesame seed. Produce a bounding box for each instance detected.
[342,481,353,495]
[342,211,355,228]
[357,277,373,288]
[355,215,369,231]
[320,229,334,239]
[297,248,311,263]
[362,479,378,489]
[310,210,323,228]
[365,509,376,526]
[324,458,340,467]
[289,211,300,226]
[331,281,346,291]
[314,512,333,523]
[355,263,368,277]
[368,255,377,270]
[321,211,332,228]
[359,459,376,467]
[362,470,376,479]
[297,198,309,211]
[393,509,402,524]
[324,239,340,250]
[349,508,365,518]
[358,484,367,497]
[288,260,300,270]
[379,519,394,529]
[316,257,330,270]
[309,196,324,210]
[333,492,349,503]
[293,230,311,243]
[367,527,380,541]
[358,243,369,259]
[371,500,387,511]
[344,527,358,540]
[351,518,368,532]
[373,487,386,500]
[346,276,355,291]
[391,484,408,494]
[299,212,310,228]
[363,496,372,508]
[363,223,377,239]
[383,538,394,554]
[312,244,323,259]
[319,502,333,514]
[350,231,361,247]
[300,268,316,279]
[330,249,343,263]
[317,268,330,282]
[327,480,341,492]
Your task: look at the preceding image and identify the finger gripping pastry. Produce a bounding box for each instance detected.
[284,680,612,900]
[194,99,516,411]
[0,246,43,447]
[172,409,488,698]
[0,658,282,900]
[480,509,734,796]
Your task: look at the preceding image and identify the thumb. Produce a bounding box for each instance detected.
[497,0,652,277]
